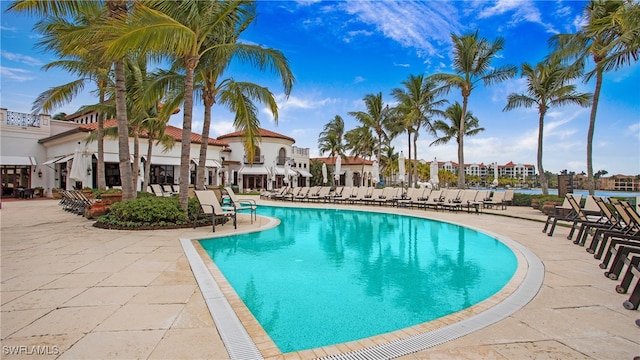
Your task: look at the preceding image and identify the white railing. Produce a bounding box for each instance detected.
[6,111,40,127]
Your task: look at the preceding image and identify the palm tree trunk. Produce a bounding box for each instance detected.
[406,132,411,187]
[179,58,197,212]
[537,110,548,195]
[115,59,134,199]
[587,68,603,196]
[144,136,153,191]
[412,133,418,188]
[458,95,468,188]
[96,89,106,190]
[132,127,140,192]
[197,91,215,190]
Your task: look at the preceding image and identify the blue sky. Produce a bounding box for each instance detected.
[2,0,639,175]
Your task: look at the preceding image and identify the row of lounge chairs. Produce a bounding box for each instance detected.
[58,190,95,215]
[148,184,179,197]
[544,193,640,310]
[263,186,514,213]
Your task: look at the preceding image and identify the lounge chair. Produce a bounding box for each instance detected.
[443,190,478,213]
[309,186,331,202]
[587,199,639,255]
[194,190,236,232]
[224,186,256,223]
[349,187,371,204]
[421,190,443,211]
[542,194,583,236]
[503,189,515,207]
[294,187,311,201]
[397,187,423,208]
[571,196,620,245]
[484,191,506,210]
[150,184,172,197]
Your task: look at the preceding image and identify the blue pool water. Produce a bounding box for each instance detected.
[199,206,517,353]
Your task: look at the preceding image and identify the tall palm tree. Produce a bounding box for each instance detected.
[550,0,639,194]
[9,0,111,191]
[348,93,391,162]
[318,115,345,187]
[430,31,517,188]
[99,0,251,210]
[391,74,447,187]
[503,59,591,195]
[190,5,293,190]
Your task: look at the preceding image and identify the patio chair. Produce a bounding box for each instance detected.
[224,186,256,223]
[309,186,331,202]
[484,191,506,210]
[503,189,515,207]
[349,187,371,205]
[571,196,620,246]
[150,184,172,197]
[421,190,443,211]
[194,190,236,232]
[542,194,582,236]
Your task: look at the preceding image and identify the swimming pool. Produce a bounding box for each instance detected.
[199,206,518,354]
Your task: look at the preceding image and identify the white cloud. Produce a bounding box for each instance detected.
[343,29,373,43]
[393,63,410,68]
[353,76,365,84]
[1,25,16,32]
[0,66,34,82]
[210,119,236,138]
[1,51,42,66]
[340,1,460,57]
[476,0,558,34]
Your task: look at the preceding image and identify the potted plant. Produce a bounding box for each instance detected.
[34,187,44,197]
[51,188,62,199]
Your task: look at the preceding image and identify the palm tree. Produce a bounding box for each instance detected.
[190,6,293,190]
[550,0,640,194]
[318,115,345,187]
[348,93,391,161]
[430,103,485,180]
[430,31,517,188]
[391,74,447,187]
[503,59,591,195]
[379,144,398,186]
[99,1,253,210]
[344,125,375,186]
[9,1,112,191]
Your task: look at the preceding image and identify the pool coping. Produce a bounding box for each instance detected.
[181,207,544,359]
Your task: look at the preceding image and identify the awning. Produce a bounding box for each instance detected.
[142,155,180,166]
[95,152,133,163]
[239,166,269,175]
[55,155,74,164]
[1,156,37,166]
[297,169,312,177]
[43,156,66,165]
[272,167,301,176]
[191,158,222,168]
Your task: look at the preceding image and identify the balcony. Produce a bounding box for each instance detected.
[243,155,264,164]
[5,110,41,127]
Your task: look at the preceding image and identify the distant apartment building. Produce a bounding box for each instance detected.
[598,175,640,192]
[430,160,536,179]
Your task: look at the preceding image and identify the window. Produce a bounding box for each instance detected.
[277,148,286,165]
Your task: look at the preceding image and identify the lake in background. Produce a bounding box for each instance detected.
[511,188,640,199]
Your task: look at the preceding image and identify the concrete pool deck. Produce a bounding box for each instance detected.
[1,198,638,359]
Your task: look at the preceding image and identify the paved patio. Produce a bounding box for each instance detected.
[1,198,638,359]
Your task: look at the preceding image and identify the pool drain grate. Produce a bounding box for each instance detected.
[181,238,264,360]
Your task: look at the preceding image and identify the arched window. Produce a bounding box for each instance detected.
[253,147,261,163]
[277,148,286,165]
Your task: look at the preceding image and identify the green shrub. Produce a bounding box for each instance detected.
[95,196,207,229]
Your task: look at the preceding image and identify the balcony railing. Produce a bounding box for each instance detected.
[243,155,264,164]
[6,111,40,127]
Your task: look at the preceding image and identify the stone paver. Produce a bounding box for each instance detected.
[1,198,639,359]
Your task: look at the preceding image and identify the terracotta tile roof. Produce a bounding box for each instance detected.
[78,119,228,146]
[217,128,295,143]
[311,156,373,166]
